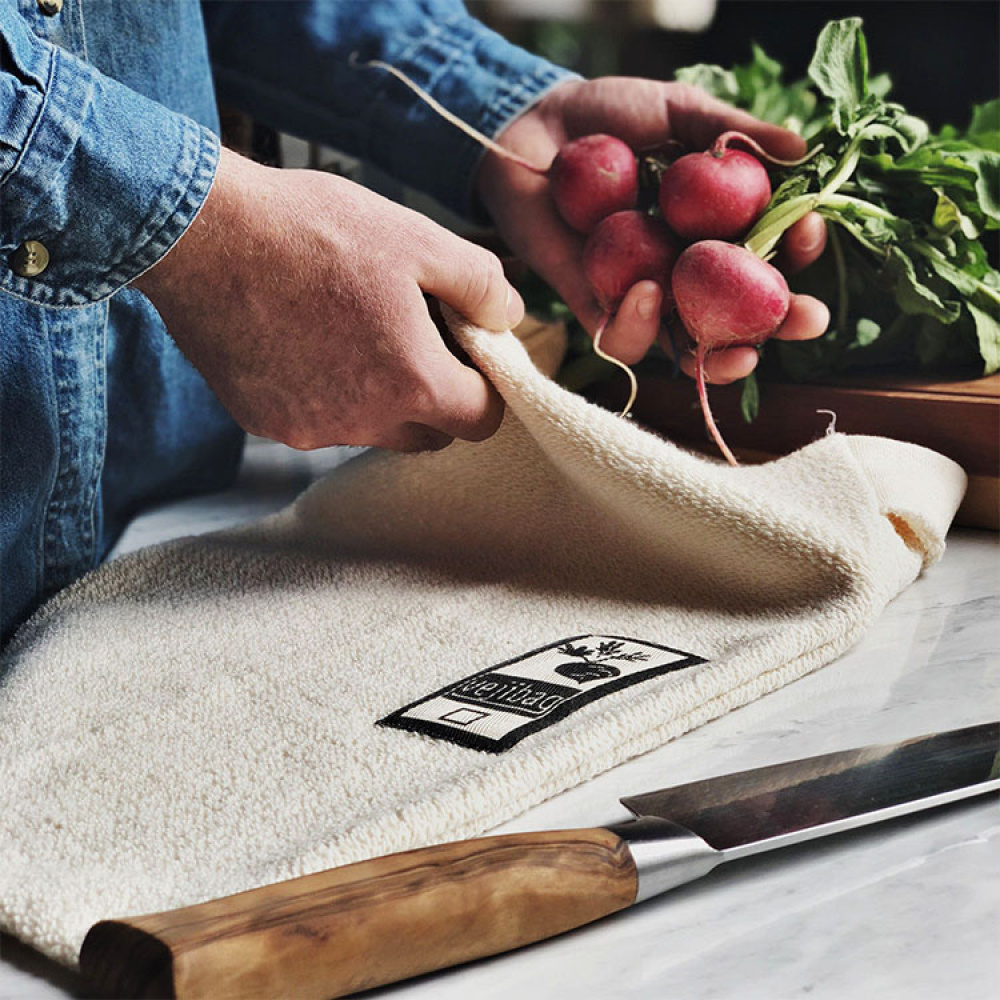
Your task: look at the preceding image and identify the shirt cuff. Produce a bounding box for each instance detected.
[0,24,218,308]
[364,15,578,219]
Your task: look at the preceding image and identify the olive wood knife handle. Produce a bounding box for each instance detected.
[80,827,638,999]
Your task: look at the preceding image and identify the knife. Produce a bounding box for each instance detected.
[80,721,999,999]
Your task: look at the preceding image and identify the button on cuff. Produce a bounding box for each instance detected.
[38,0,63,16]
[10,240,50,277]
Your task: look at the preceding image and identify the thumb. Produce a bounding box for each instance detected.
[420,231,524,332]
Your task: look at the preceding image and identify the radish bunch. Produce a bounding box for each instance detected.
[354,58,799,465]
[544,129,796,465]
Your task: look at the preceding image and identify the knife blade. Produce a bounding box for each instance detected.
[80,721,999,999]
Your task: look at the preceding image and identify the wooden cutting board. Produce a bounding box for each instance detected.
[600,368,999,530]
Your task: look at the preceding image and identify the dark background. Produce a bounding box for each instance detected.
[469,1,1000,131]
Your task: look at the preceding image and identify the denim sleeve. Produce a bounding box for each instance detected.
[202,0,576,220]
[0,9,218,308]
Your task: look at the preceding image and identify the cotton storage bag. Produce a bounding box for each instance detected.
[0,312,966,966]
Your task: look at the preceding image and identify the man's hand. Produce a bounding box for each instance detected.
[135,148,524,452]
[477,77,830,384]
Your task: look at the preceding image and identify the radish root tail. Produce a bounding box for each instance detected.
[816,408,838,436]
[712,131,823,168]
[695,346,738,466]
[592,312,638,418]
[349,54,546,175]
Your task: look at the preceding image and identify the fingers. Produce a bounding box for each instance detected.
[773,294,830,340]
[598,281,663,364]
[368,352,505,453]
[370,423,455,453]
[523,228,602,334]
[556,78,807,162]
[573,78,806,159]
[403,303,506,442]
[678,345,759,384]
[417,354,506,442]
[419,229,524,332]
[666,83,808,160]
[778,213,828,274]
[350,288,507,452]
[668,293,829,387]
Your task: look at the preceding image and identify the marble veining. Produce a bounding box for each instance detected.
[1,445,997,999]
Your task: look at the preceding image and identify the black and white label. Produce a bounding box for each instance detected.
[378,635,706,753]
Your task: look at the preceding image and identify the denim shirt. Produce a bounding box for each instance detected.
[0,0,572,641]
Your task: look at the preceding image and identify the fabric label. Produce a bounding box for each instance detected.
[378,635,706,753]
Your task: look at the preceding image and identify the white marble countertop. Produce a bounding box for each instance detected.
[2,439,998,999]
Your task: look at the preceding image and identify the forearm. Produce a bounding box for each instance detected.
[200,0,574,218]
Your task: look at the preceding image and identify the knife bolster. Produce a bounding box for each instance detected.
[609,816,721,902]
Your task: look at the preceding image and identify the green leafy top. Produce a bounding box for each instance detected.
[808,16,870,129]
[685,18,999,404]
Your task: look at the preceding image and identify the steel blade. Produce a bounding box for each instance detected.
[620,721,999,859]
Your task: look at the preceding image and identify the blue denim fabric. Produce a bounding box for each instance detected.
[0,0,572,641]
[202,0,573,217]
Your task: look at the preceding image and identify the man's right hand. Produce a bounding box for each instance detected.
[134,148,524,452]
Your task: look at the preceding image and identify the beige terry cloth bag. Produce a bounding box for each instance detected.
[0,312,966,966]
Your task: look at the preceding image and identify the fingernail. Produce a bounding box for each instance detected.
[799,231,823,253]
[799,215,827,250]
[637,296,658,320]
[505,286,524,328]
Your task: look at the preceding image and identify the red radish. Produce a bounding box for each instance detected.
[549,135,638,233]
[672,240,790,466]
[582,211,679,417]
[659,148,771,241]
[583,211,679,311]
[658,131,818,242]
[349,59,637,234]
